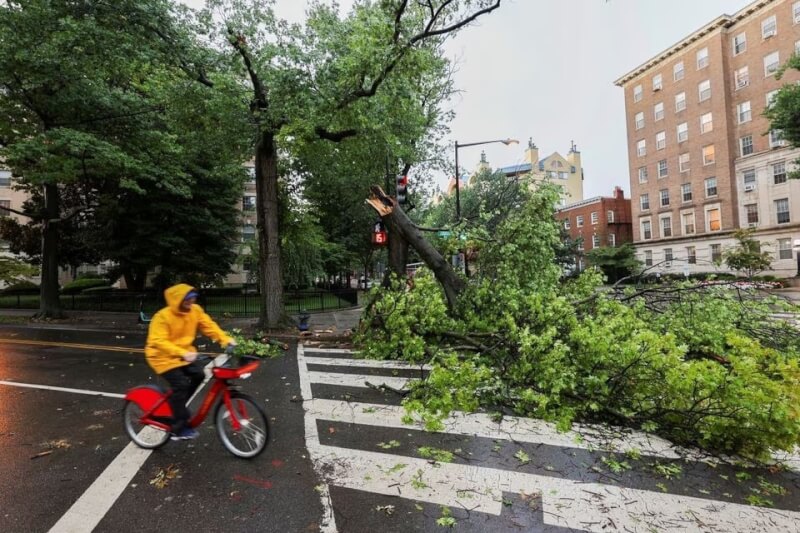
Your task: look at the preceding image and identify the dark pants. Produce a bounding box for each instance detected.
[161,362,205,433]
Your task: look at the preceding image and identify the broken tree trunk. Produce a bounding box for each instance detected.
[367,186,465,311]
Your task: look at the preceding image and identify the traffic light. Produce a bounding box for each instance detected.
[396,174,408,205]
[372,221,387,246]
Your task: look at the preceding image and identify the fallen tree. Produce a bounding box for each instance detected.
[361,183,800,462]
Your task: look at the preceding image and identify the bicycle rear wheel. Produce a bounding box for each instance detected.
[215,392,269,458]
[122,400,171,449]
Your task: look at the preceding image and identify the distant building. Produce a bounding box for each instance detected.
[615,0,800,276]
[556,187,633,271]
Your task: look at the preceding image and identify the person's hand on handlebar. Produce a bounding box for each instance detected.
[225,339,238,354]
[182,351,199,362]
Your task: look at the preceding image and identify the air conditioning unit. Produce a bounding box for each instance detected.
[737,80,749,89]
[653,86,662,92]
[749,223,758,228]
[764,30,776,38]
[744,184,755,192]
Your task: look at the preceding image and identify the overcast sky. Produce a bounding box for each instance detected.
[183,0,754,198]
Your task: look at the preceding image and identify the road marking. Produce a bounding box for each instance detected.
[305,356,430,370]
[47,356,227,533]
[297,344,338,533]
[304,348,358,354]
[306,398,681,459]
[0,380,125,399]
[308,371,411,390]
[315,445,800,532]
[0,338,143,353]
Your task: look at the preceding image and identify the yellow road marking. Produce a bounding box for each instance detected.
[0,338,221,356]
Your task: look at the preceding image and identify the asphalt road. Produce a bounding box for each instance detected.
[0,325,322,533]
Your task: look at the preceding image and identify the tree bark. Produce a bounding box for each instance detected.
[386,228,408,284]
[255,131,284,328]
[367,186,465,311]
[37,183,64,318]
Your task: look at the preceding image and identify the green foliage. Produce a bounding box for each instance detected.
[0,257,38,286]
[417,446,454,463]
[60,278,108,295]
[359,184,800,461]
[766,54,800,178]
[722,229,773,279]
[1,280,39,294]
[228,330,281,358]
[586,243,641,282]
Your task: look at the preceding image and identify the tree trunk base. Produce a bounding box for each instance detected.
[33,310,67,320]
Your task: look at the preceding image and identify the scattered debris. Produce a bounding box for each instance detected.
[377,440,401,450]
[150,464,180,489]
[30,450,53,460]
[375,504,395,516]
[46,439,71,450]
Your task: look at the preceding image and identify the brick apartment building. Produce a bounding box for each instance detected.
[556,186,633,270]
[615,0,800,276]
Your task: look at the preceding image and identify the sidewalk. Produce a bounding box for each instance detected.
[0,306,363,340]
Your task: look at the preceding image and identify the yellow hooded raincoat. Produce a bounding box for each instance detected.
[145,283,232,374]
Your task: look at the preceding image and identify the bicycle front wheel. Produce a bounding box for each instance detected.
[215,392,269,458]
[122,401,171,449]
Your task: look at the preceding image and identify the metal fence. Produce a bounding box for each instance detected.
[0,289,359,318]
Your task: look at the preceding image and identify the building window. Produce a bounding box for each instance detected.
[711,244,722,262]
[698,80,711,101]
[242,224,256,242]
[592,235,601,248]
[652,73,663,91]
[762,15,777,39]
[638,166,648,183]
[0,171,10,188]
[776,198,790,224]
[764,51,780,76]
[644,250,653,266]
[640,193,650,211]
[696,47,709,69]
[705,177,717,197]
[242,195,256,211]
[737,101,751,124]
[578,240,584,252]
[702,145,715,165]
[660,189,670,207]
[735,66,749,89]
[679,153,690,173]
[656,131,666,150]
[733,32,747,55]
[591,211,599,225]
[246,167,256,183]
[675,92,686,112]
[676,122,688,143]
[740,135,754,156]
[635,111,644,130]
[0,200,9,217]
[665,248,673,262]
[564,218,571,229]
[766,89,779,108]
[709,206,724,232]
[673,61,684,81]
[683,212,695,235]
[654,102,664,121]
[633,84,642,102]
[637,139,646,157]
[607,210,615,223]
[745,203,759,225]
[687,246,697,264]
[576,215,584,227]
[658,159,668,178]
[770,129,785,148]
[794,2,800,24]
[743,168,756,189]
[558,171,568,180]
[779,238,792,260]
[641,220,652,240]
[774,161,787,184]
[681,183,692,202]
[661,216,672,237]
[608,233,616,247]
[796,39,800,54]
[700,112,713,134]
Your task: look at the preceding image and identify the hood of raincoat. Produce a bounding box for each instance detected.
[164,283,195,314]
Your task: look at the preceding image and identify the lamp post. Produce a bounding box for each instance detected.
[793,239,800,277]
[453,138,519,275]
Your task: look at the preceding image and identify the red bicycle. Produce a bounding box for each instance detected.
[122,354,269,458]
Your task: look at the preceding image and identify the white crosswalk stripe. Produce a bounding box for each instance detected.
[298,345,800,533]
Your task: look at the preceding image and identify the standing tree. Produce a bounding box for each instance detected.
[194,0,504,328]
[765,54,800,178]
[723,229,772,279]
[586,243,640,283]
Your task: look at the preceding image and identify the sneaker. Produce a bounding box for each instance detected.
[170,427,199,441]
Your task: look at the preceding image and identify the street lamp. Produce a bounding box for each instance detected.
[792,239,800,277]
[453,138,519,276]
[454,138,519,221]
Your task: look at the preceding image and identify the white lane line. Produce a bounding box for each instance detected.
[305,356,430,371]
[304,348,358,354]
[316,445,800,533]
[307,398,681,459]
[298,344,338,533]
[0,380,125,399]
[309,371,411,390]
[48,356,226,533]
